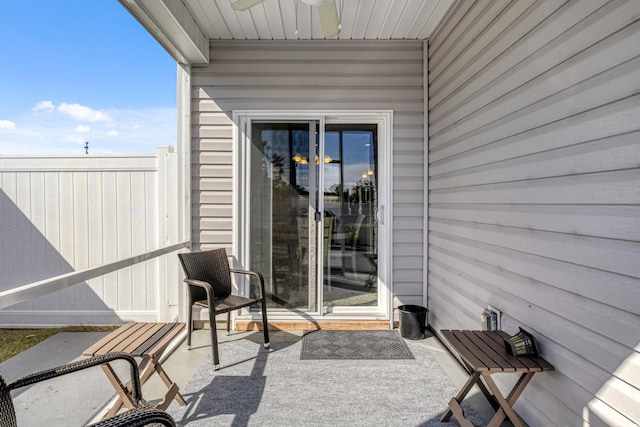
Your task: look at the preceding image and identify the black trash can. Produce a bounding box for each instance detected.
[398,305,428,340]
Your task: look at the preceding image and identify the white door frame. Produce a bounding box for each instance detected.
[233,110,393,321]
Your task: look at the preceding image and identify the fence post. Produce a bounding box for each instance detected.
[157,145,180,321]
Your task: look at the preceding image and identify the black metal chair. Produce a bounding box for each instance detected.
[177,248,270,370]
[0,352,176,427]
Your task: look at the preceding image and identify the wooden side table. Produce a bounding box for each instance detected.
[83,322,187,419]
[440,329,554,427]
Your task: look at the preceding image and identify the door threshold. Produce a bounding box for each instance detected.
[236,319,390,331]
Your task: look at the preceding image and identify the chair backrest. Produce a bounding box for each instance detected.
[0,375,17,427]
[178,248,233,299]
[297,215,333,258]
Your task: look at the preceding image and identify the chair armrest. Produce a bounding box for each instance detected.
[88,405,176,427]
[184,278,216,301]
[230,269,266,299]
[8,353,143,406]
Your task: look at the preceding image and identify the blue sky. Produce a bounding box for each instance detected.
[0,1,176,155]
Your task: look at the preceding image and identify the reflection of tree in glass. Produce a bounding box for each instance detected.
[261,141,291,260]
[327,183,342,196]
[261,140,285,185]
[271,154,285,182]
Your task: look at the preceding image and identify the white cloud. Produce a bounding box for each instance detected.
[64,136,87,144]
[0,120,16,130]
[75,125,91,133]
[32,100,55,112]
[58,103,111,122]
[0,106,175,154]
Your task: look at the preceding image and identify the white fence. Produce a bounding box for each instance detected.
[0,147,185,326]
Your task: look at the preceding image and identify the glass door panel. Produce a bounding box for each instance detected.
[323,125,378,310]
[249,122,315,311]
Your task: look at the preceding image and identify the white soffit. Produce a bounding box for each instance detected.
[187,0,454,41]
[120,0,210,64]
[121,0,454,64]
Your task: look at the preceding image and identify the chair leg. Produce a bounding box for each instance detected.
[187,304,193,350]
[261,300,270,349]
[226,312,231,336]
[209,311,220,370]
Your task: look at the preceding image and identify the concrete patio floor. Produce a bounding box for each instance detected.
[104,328,506,426]
[3,327,512,426]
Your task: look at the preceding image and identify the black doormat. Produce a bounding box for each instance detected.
[300,330,414,360]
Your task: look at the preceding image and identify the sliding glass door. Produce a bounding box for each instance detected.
[240,113,388,318]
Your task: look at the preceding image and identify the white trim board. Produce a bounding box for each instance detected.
[232,110,393,322]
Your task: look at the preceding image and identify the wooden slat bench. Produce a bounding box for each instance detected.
[440,329,554,427]
[83,322,187,419]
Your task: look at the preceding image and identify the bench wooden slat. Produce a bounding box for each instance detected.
[483,330,554,372]
[83,322,137,356]
[441,330,554,373]
[104,322,153,354]
[473,331,533,372]
[442,330,488,372]
[121,323,166,354]
[98,323,154,354]
[142,323,186,356]
[531,356,554,371]
[133,323,173,355]
[84,323,168,356]
[451,330,506,372]
[475,331,542,372]
[486,331,543,371]
[83,322,186,357]
[134,323,181,356]
[466,331,519,372]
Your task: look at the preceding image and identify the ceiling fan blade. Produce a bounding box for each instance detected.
[316,1,340,38]
[230,0,266,11]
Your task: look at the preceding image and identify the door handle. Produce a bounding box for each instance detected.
[376,206,384,225]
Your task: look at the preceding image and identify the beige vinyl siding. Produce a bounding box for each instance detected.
[428,1,640,426]
[191,40,425,310]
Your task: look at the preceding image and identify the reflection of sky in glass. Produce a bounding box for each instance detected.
[342,131,375,194]
[292,130,310,191]
[292,130,309,158]
[325,131,340,160]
